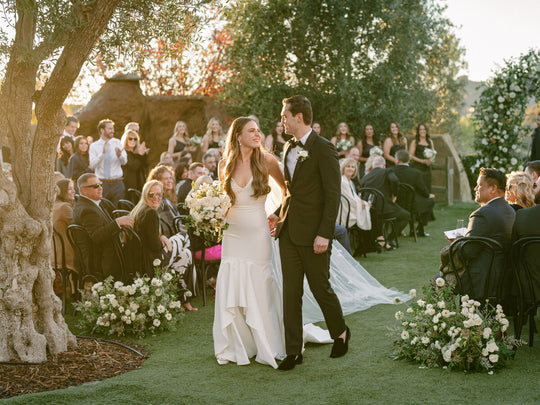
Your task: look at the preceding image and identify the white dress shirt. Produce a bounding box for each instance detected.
[286,130,311,178]
[89,137,127,180]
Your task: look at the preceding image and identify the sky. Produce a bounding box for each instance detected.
[441,0,540,81]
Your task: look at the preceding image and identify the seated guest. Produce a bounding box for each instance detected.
[392,150,435,237]
[52,179,77,295]
[131,180,196,311]
[440,168,515,297]
[360,155,410,241]
[147,165,180,237]
[339,158,371,231]
[121,129,149,192]
[203,150,218,180]
[177,162,205,204]
[346,146,362,191]
[505,171,535,211]
[524,160,540,204]
[159,151,174,166]
[174,160,190,194]
[67,135,92,188]
[73,173,134,280]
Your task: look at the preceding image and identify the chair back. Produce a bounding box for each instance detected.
[67,224,98,283]
[396,183,415,214]
[112,209,131,219]
[512,236,540,306]
[337,195,351,228]
[126,188,142,205]
[448,236,504,302]
[52,226,66,270]
[118,226,144,279]
[118,199,135,211]
[100,197,116,218]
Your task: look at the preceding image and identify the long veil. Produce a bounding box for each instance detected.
[265,175,409,340]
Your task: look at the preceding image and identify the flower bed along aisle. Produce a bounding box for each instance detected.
[392,278,523,372]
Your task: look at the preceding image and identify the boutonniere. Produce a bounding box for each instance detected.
[297,149,309,163]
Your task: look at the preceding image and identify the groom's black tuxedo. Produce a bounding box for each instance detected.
[276,130,346,355]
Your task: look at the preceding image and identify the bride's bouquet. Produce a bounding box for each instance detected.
[336,138,353,152]
[369,146,383,157]
[184,180,231,244]
[423,148,437,162]
[189,134,203,147]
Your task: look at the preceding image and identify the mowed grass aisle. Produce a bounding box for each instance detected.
[6,203,540,404]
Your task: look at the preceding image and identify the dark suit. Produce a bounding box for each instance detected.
[360,167,410,235]
[463,197,516,297]
[177,179,193,204]
[73,196,122,279]
[392,164,435,226]
[276,131,346,355]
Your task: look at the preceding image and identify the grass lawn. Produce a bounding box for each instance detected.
[6,202,540,404]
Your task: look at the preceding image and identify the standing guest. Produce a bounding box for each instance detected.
[360,155,410,243]
[529,113,540,161]
[203,150,218,180]
[383,122,406,167]
[392,150,435,237]
[312,122,322,136]
[331,122,355,158]
[179,150,193,165]
[409,124,436,192]
[174,160,190,193]
[505,171,535,211]
[121,129,149,192]
[124,122,139,133]
[357,124,381,179]
[168,121,196,163]
[57,115,79,152]
[248,114,266,144]
[131,180,196,311]
[264,121,289,159]
[524,160,540,204]
[56,135,75,178]
[201,117,226,155]
[177,162,206,204]
[73,173,134,280]
[52,179,77,295]
[147,165,180,237]
[89,119,127,205]
[68,135,92,188]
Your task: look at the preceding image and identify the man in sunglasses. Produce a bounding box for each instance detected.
[73,173,134,280]
[89,119,127,205]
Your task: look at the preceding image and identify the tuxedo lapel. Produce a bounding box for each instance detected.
[291,131,316,186]
[283,142,293,182]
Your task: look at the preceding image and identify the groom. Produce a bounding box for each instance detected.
[269,95,350,371]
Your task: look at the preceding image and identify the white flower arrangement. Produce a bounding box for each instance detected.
[336,138,353,152]
[184,180,231,245]
[75,261,187,337]
[189,135,203,147]
[423,148,437,162]
[392,282,523,372]
[369,146,383,157]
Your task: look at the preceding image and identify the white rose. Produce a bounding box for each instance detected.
[401,330,409,340]
[163,273,173,282]
[440,322,446,329]
[392,297,401,305]
[441,309,451,318]
[125,309,131,316]
[153,319,161,327]
[130,303,139,311]
[408,289,416,298]
[148,309,155,317]
[442,349,452,362]
[155,288,163,297]
[165,313,173,321]
[406,307,414,313]
[486,341,498,353]
[110,313,117,320]
[395,311,404,320]
[157,305,166,313]
[101,304,107,310]
[421,337,430,345]
[185,290,192,298]
[125,319,132,325]
[489,354,499,363]
[435,278,445,287]
[497,96,504,102]
[84,301,92,308]
[140,286,150,294]
[417,299,425,307]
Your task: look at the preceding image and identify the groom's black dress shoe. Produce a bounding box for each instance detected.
[278,354,303,371]
[330,327,351,358]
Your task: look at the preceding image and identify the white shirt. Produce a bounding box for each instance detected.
[89,137,127,180]
[286,130,311,178]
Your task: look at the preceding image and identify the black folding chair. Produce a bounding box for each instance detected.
[118,199,135,211]
[67,224,99,287]
[112,209,131,219]
[396,183,417,242]
[337,195,366,257]
[126,188,142,205]
[187,228,221,306]
[52,227,75,314]
[100,197,116,218]
[358,187,398,249]
[118,226,144,280]
[447,236,504,304]
[511,236,540,346]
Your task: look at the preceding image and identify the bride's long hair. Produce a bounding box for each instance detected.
[222,117,270,205]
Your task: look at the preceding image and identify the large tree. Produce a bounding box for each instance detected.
[0,0,204,363]
[221,0,466,136]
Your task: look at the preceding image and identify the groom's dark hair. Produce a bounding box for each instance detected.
[283,95,312,125]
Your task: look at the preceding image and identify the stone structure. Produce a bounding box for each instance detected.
[76,74,225,165]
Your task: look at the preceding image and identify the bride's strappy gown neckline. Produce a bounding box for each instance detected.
[231,176,253,189]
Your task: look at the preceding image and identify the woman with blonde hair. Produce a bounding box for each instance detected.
[505,171,535,211]
[339,158,371,231]
[330,122,355,158]
[202,117,226,155]
[168,120,196,162]
[147,165,179,237]
[383,121,406,167]
[121,129,148,191]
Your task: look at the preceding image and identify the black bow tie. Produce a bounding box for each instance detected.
[290,139,302,148]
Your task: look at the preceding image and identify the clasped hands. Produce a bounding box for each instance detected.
[267,213,329,254]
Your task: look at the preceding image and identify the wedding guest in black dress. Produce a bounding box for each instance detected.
[409,124,436,193]
[357,124,381,179]
[525,160,540,204]
[168,121,197,163]
[383,122,406,168]
[331,122,355,159]
[505,171,535,211]
[202,117,226,155]
[67,135,92,188]
[121,129,149,192]
[312,122,322,137]
[56,135,75,178]
[529,113,540,161]
[264,121,289,159]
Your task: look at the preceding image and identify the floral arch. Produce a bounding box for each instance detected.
[470,49,540,173]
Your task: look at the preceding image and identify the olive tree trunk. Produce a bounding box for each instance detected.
[0,0,120,363]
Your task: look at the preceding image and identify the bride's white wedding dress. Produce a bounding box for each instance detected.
[213,177,409,368]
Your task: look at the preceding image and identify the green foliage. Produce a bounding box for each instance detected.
[471,49,540,173]
[221,0,466,137]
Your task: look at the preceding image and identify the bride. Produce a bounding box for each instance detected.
[213,117,408,369]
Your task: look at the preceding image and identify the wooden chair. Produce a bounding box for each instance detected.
[511,236,540,346]
[358,187,398,249]
[396,183,417,242]
[447,236,504,304]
